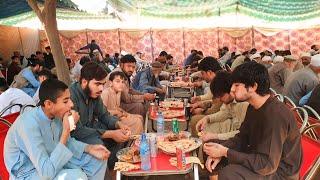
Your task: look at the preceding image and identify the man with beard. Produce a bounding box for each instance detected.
[284,54,320,105]
[294,52,311,71]
[132,61,166,96]
[268,55,297,94]
[69,62,130,170]
[203,62,302,180]
[107,54,155,117]
[10,59,43,96]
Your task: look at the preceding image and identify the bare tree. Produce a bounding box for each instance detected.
[27,0,71,85]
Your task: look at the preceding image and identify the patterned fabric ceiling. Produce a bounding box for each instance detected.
[0,0,320,26]
[118,0,320,21]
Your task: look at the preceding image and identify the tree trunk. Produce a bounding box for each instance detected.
[27,0,71,85]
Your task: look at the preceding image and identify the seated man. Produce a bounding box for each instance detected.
[189,57,223,136]
[203,62,302,179]
[102,71,143,135]
[7,55,22,85]
[305,84,320,117]
[268,55,296,94]
[132,61,166,97]
[69,62,130,169]
[106,54,155,117]
[0,77,35,116]
[4,79,109,179]
[10,59,43,97]
[195,71,248,140]
[284,54,320,105]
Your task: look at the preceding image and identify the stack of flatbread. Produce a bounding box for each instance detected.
[158,139,200,154]
[160,101,184,109]
[169,157,204,169]
[161,110,185,119]
[114,162,140,171]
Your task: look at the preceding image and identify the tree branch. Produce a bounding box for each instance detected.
[43,0,57,22]
[27,0,44,22]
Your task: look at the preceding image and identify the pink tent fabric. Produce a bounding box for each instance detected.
[39,27,320,63]
[254,30,290,53]
[119,30,153,61]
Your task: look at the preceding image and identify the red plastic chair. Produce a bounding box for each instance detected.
[300,123,320,179]
[284,95,297,108]
[0,104,22,118]
[0,112,20,180]
[0,119,12,180]
[291,107,309,133]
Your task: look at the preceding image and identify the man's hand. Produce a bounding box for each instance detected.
[190,102,200,111]
[108,129,130,143]
[191,108,204,115]
[155,87,166,94]
[191,96,201,103]
[205,156,222,173]
[85,144,110,161]
[196,116,209,132]
[190,101,205,111]
[143,93,156,101]
[200,132,218,142]
[192,81,203,88]
[116,121,130,131]
[203,143,228,158]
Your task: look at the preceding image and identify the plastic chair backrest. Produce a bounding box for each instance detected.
[300,134,320,179]
[0,104,22,117]
[284,96,296,108]
[0,119,12,180]
[292,107,309,133]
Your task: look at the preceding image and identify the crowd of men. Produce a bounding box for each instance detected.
[1,40,319,179]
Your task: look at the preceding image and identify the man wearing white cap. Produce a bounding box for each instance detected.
[310,45,320,56]
[273,55,284,64]
[250,53,261,62]
[284,54,320,105]
[294,52,311,71]
[268,55,297,94]
[261,56,273,69]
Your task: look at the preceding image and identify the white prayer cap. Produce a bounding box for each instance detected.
[284,55,297,62]
[310,54,320,67]
[92,49,99,54]
[121,50,129,56]
[250,53,261,60]
[262,56,272,62]
[273,55,284,63]
[300,52,311,58]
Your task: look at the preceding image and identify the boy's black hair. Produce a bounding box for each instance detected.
[109,71,127,81]
[39,79,68,106]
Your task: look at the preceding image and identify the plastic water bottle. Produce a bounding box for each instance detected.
[140,133,151,170]
[157,111,165,136]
